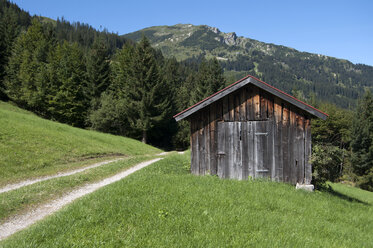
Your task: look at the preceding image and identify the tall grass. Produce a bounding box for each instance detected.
[2,152,372,247]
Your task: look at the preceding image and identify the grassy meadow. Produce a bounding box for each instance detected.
[0,101,161,186]
[0,155,161,223]
[2,152,372,247]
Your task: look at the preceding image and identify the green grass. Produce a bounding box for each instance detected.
[0,155,160,222]
[2,152,372,247]
[0,101,161,186]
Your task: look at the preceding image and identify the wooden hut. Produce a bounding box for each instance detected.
[174,75,328,185]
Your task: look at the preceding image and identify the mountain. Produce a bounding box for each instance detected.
[124,24,373,108]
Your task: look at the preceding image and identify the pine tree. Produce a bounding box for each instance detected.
[351,91,373,190]
[109,43,135,96]
[5,19,55,114]
[191,57,225,104]
[86,38,110,104]
[0,7,20,100]
[48,41,89,127]
[124,37,171,143]
[88,43,135,137]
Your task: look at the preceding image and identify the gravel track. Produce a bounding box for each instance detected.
[0,158,125,194]
[0,158,162,241]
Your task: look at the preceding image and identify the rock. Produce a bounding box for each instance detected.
[207,26,220,34]
[296,183,314,192]
[224,32,237,45]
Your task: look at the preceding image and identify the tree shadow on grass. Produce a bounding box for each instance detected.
[323,185,371,206]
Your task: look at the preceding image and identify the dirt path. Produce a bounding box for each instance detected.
[0,158,162,241]
[0,158,125,194]
[157,151,185,156]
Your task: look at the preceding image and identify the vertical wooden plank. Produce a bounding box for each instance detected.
[204,108,210,175]
[190,116,196,175]
[210,104,217,175]
[229,122,236,179]
[253,121,263,178]
[234,93,240,121]
[260,92,267,120]
[223,96,229,121]
[225,122,233,178]
[295,114,301,183]
[216,99,222,121]
[246,87,254,120]
[247,121,255,178]
[237,122,243,179]
[282,105,290,182]
[229,94,234,121]
[240,88,247,121]
[268,121,276,181]
[217,122,226,178]
[268,96,274,120]
[194,114,201,175]
[274,97,282,123]
[198,112,205,175]
[305,118,312,184]
[231,122,241,179]
[260,121,271,178]
[300,115,305,184]
[241,122,249,180]
[231,122,237,179]
[289,108,296,184]
[253,88,260,120]
[274,97,283,182]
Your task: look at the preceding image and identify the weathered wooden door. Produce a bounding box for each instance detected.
[217,121,274,180]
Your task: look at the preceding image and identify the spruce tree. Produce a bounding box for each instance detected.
[0,7,19,100]
[191,57,225,104]
[5,19,55,114]
[48,41,89,127]
[124,36,171,143]
[88,43,135,137]
[109,43,135,96]
[86,38,110,104]
[351,91,373,190]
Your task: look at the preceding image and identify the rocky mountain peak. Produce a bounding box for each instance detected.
[206,26,220,34]
[223,32,237,45]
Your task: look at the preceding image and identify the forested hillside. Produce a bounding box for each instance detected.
[0,0,219,149]
[124,24,373,108]
[0,0,372,191]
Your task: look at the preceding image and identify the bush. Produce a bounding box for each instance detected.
[311,144,344,188]
[88,92,129,136]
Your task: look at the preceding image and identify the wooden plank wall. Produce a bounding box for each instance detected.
[189,84,313,184]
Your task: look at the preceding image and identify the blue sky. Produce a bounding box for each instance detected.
[12,0,373,66]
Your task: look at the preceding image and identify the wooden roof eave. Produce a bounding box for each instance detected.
[174,76,328,121]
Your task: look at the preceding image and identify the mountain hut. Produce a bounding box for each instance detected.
[174,75,328,185]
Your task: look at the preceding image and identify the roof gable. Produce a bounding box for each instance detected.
[174,75,328,121]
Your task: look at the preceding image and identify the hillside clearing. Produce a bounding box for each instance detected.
[0,101,161,186]
[1,152,372,247]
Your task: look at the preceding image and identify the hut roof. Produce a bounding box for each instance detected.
[174,75,328,121]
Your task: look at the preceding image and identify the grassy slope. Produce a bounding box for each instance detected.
[2,152,372,247]
[0,155,160,222]
[0,101,161,185]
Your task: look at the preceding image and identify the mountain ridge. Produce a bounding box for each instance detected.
[123,23,353,64]
[123,24,373,108]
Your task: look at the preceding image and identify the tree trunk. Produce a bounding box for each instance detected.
[142,130,147,144]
